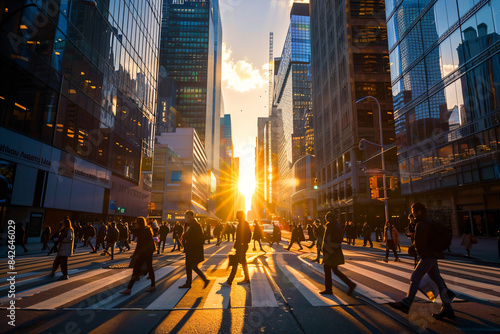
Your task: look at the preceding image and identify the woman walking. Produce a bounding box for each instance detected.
[50,218,74,280]
[320,211,356,295]
[252,220,265,252]
[383,221,400,262]
[461,225,474,257]
[120,217,156,295]
[41,227,51,251]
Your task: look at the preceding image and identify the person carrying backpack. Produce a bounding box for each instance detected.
[389,202,454,320]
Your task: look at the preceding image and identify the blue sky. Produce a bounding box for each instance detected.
[220,0,308,210]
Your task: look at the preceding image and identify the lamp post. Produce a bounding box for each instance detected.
[356,96,389,223]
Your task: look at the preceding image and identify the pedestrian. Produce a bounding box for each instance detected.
[374,226,380,242]
[158,222,170,254]
[120,217,157,295]
[204,223,212,244]
[461,225,474,257]
[223,211,252,286]
[320,211,356,295]
[389,202,455,320]
[50,218,74,280]
[116,222,127,253]
[47,222,63,255]
[306,222,316,248]
[84,222,96,253]
[287,223,304,250]
[313,220,325,262]
[344,222,351,245]
[171,221,183,252]
[406,214,418,267]
[94,222,107,253]
[102,221,119,260]
[362,222,373,248]
[252,220,265,252]
[383,221,400,262]
[269,222,281,247]
[214,222,222,246]
[231,223,236,242]
[41,227,51,251]
[73,222,82,248]
[178,210,210,289]
[151,219,159,236]
[15,222,28,252]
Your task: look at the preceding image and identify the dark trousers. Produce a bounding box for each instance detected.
[104,241,116,259]
[41,240,49,251]
[86,237,95,252]
[52,255,69,277]
[316,242,322,261]
[324,264,354,291]
[127,254,155,289]
[172,238,181,251]
[363,236,373,247]
[385,240,399,259]
[95,239,105,251]
[253,239,264,250]
[158,238,167,253]
[287,240,303,250]
[186,263,206,284]
[227,250,249,284]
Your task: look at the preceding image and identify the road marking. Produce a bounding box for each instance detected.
[0,268,110,305]
[87,266,175,309]
[28,270,132,309]
[202,277,230,309]
[0,269,84,289]
[250,266,278,307]
[146,272,198,310]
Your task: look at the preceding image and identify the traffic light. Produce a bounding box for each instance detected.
[313,178,318,190]
[369,176,378,199]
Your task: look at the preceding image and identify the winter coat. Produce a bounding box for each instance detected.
[314,224,325,247]
[183,221,205,266]
[252,224,263,241]
[173,225,183,239]
[307,225,316,241]
[97,225,107,242]
[322,221,345,267]
[159,225,170,239]
[234,220,252,262]
[58,229,74,257]
[85,225,96,238]
[107,226,119,242]
[297,225,306,242]
[414,216,444,259]
[461,233,473,250]
[362,224,371,238]
[383,226,399,245]
[272,225,281,242]
[134,226,156,256]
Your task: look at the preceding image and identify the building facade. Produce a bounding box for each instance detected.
[0,0,161,243]
[311,0,401,228]
[216,114,235,221]
[273,2,314,221]
[387,0,500,236]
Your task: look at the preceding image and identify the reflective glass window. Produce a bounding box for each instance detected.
[389,46,401,81]
[492,0,500,33]
[421,7,439,51]
[426,46,442,87]
[457,0,474,18]
[388,16,398,49]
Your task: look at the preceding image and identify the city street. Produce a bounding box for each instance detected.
[1,236,499,333]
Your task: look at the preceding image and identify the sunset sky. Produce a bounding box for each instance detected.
[220,0,308,209]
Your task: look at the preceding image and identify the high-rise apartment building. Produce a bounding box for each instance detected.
[311,0,401,227]
[273,2,314,221]
[159,0,221,180]
[0,0,161,242]
[387,0,500,236]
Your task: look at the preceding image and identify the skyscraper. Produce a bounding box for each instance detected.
[310,0,399,226]
[387,0,500,236]
[217,114,235,221]
[0,0,161,241]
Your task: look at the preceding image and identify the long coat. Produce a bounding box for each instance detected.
[183,220,205,266]
[58,229,74,257]
[252,224,263,241]
[322,221,345,267]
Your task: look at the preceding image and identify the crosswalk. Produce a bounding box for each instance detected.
[2,249,500,311]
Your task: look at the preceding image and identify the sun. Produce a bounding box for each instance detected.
[239,176,255,209]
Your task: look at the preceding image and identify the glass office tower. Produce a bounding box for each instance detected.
[0,0,161,242]
[387,0,500,236]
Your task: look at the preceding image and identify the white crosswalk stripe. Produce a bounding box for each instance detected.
[146,271,198,310]
[202,277,230,309]
[250,266,279,308]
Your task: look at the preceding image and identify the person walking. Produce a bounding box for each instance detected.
[461,225,474,257]
[383,221,400,262]
[287,223,304,250]
[178,210,209,289]
[158,222,170,254]
[214,222,222,246]
[102,222,119,260]
[171,222,183,252]
[306,222,316,248]
[116,222,127,254]
[120,217,157,295]
[41,227,51,251]
[223,211,252,286]
[320,211,356,295]
[50,218,74,280]
[84,222,96,253]
[362,222,373,248]
[47,222,63,256]
[15,222,28,252]
[313,220,325,263]
[406,214,418,267]
[94,222,107,253]
[269,222,281,247]
[389,202,455,320]
[252,220,265,252]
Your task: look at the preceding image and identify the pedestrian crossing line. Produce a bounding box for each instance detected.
[298,256,394,304]
[146,272,199,310]
[202,277,230,309]
[86,266,176,310]
[439,260,500,275]
[0,269,85,290]
[249,266,279,308]
[342,262,427,301]
[357,261,500,302]
[28,269,133,310]
[0,268,111,306]
[438,261,500,279]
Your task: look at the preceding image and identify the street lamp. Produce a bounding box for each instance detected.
[356,96,389,223]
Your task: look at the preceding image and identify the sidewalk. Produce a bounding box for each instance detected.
[282,230,500,265]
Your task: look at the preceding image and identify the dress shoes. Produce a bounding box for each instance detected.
[388,301,410,314]
[432,308,456,320]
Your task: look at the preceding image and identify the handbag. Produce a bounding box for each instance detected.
[407,245,417,257]
[419,273,439,302]
[228,253,238,267]
[471,235,478,244]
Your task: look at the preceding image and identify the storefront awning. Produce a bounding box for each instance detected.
[191,206,221,221]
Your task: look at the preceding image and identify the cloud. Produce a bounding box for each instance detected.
[222,43,268,92]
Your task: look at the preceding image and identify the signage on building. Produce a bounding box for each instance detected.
[117,207,126,214]
[110,200,116,210]
[141,157,152,174]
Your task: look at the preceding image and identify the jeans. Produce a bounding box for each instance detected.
[402,258,451,309]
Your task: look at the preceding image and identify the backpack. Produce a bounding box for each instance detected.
[430,220,452,252]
